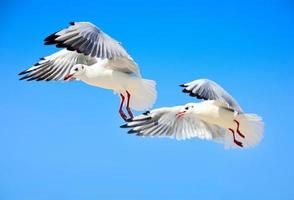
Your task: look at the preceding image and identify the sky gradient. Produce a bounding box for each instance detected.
[1,0,294,199]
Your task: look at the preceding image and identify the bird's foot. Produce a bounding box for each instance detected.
[237,129,245,138]
[234,120,245,138]
[228,128,244,148]
[119,111,128,122]
[234,140,243,148]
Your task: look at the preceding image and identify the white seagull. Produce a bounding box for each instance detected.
[121,79,264,148]
[18,22,157,121]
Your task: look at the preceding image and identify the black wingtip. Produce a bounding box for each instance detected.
[19,76,27,80]
[131,116,152,122]
[182,89,190,93]
[194,95,208,100]
[189,93,197,97]
[44,40,57,45]
[70,22,75,25]
[27,77,36,81]
[128,129,138,134]
[126,118,133,122]
[18,70,28,76]
[179,84,186,87]
[56,43,68,48]
[143,111,150,115]
[66,46,76,51]
[44,32,58,45]
[120,124,129,128]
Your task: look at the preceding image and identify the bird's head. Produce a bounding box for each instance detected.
[176,103,197,118]
[64,64,86,80]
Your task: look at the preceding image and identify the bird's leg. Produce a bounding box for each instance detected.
[234,120,245,138]
[119,93,128,121]
[228,128,243,147]
[126,90,134,119]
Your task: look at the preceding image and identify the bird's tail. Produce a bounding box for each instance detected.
[224,113,264,148]
[127,79,157,111]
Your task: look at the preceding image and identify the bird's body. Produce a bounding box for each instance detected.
[74,59,156,112]
[79,59,139,92]
[192,101,235,128]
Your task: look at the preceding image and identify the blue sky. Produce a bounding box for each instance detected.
[1,0,294,199]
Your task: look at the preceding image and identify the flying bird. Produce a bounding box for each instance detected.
[121,79,264,148]
[18,22,157,121]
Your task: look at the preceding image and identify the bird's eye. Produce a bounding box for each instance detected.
[74,68,78,71]
[82,66,84,69]
[185,106,189,110]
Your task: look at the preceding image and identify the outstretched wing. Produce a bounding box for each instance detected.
[180,79,242,113]
[18,49,96,81]
[44,22,130,59]
[121,106,226,141]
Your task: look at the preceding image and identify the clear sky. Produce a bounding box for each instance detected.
[1,0,294,199]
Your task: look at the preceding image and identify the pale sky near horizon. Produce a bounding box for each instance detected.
[1,0,294,199]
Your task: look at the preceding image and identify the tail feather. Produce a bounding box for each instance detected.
[224,114,264,148]
[128,79,157,111]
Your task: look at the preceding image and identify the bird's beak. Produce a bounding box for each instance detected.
[64,74,74,81]
[176,111,186,118]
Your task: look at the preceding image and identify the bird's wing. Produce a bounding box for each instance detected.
[104,57,141,77]
[18,49,96,81]
[180,79,242,113]
[44,22,131,59]
[121,106,226,141]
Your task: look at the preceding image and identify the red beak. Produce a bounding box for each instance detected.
[64,74,74,81]
[176,111,186,118]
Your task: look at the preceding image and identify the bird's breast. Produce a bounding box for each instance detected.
[80,68,133,91]
[195,103,234,128]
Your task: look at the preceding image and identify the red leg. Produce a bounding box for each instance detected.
[234,120,245,138]
[228,128,243,147]
[119,93,128,121]
[126,91,134,119]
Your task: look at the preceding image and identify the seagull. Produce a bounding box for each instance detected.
[18,22,157,121]
[121,79,264,148]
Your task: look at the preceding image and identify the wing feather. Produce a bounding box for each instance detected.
[180,79,242,112]
[44,22,130,59]
[18,49,97,81]
[121,106,226,141]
